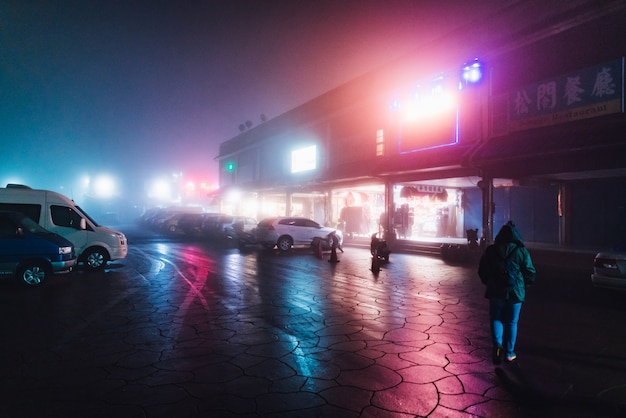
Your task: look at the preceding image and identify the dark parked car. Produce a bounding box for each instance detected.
[177,212,208,236]
[0,210,77,285]
[223,216,258,248]
[200,213,237,240]
[223,216,258,239]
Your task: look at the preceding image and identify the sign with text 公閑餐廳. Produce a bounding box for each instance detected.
[509,58,624,131]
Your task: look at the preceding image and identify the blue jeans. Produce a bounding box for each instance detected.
[489,298,522,358]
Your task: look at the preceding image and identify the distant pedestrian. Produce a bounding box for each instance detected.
[478,221,536,364]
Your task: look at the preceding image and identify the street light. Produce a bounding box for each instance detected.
[461,59,483,86]
[93,175,116,198]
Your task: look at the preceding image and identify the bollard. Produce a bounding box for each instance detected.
[371,249,380,273]
[328,242,340,263]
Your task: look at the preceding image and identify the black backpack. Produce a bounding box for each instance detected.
[491,245,519,288]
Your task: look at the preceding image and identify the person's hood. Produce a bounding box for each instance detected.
[494,221,525,256]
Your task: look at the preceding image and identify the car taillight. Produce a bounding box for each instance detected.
[594,257,618,269]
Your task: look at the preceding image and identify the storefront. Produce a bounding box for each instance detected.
[217,180,483,243]
[214,2,626,250]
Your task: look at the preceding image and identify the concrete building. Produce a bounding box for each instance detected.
[215,0,626,250]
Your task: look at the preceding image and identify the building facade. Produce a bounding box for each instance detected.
[215,0,626,250]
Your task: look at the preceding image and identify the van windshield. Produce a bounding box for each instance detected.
[19,215,52,234]
[75,205,100,227]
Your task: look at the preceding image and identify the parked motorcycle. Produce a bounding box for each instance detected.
[311,231,344,253]
[370,233,391,262]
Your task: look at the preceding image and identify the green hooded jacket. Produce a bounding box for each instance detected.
[478,221,536,301]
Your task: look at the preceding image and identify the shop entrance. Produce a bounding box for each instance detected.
[331,180,476,241]
[247,178,484,243]
[332,185,386,237]
[393,184,464,240]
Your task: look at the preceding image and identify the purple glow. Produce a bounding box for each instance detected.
[462,60,483,84]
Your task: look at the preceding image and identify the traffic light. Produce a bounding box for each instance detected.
[225,162,235,171]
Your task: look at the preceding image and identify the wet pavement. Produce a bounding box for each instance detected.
[1,233,625,417]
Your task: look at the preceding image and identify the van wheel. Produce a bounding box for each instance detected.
[83,248,109,270]
[18,261,48,286]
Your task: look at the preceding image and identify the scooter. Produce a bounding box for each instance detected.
[311,231,344,254]
[370,233,391,262]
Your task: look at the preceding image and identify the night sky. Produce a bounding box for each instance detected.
[1,0,508,199]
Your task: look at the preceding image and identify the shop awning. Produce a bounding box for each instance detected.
[466,116,626,178]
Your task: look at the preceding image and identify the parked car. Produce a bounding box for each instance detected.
[177,212,207,237]
[161,212,194,234]
[256,216,343,252]
[0,210,77,286]
[223,216,258,239]
[223,216,258,248]
[591,249,626,290]
[138,207,163,226]
[200,213,237,240]
[139,207,202,231]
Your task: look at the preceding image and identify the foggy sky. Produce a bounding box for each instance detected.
[1,0,510,196]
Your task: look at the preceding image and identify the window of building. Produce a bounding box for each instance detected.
[376,129,384,156]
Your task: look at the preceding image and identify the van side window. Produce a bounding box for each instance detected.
[51,205,83,229]
[0,217,17,238]
[0,203,41,223]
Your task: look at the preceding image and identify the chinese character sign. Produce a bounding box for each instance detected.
[509,59,624,131]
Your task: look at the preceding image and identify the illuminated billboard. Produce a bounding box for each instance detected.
[509,58,624,131]
[394,76,460,154]
[291,145,317,173]
[398,105,458,153]
[393,59,483,154]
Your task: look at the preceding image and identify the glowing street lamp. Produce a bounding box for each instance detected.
[147,178,172,200]
[93,175,116,198]
[461,59,483,85]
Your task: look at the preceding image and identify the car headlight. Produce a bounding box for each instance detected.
[59,246,73,255]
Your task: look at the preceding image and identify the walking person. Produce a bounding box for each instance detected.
[478,221,536,364]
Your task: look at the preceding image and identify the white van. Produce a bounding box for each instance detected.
[0,184,128,270]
